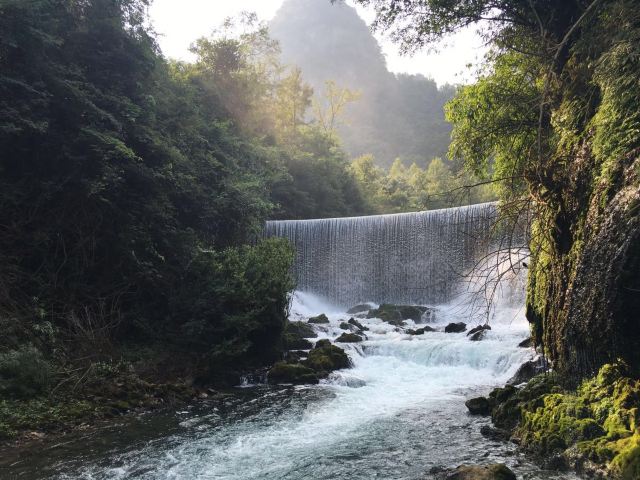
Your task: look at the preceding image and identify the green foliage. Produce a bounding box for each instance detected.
[350,154,495,214]
[172,238,295,371]
[0,347,54,399]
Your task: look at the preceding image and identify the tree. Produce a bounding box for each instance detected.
[312,80,361,135]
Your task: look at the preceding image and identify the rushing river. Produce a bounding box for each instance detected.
[3,291,577,480]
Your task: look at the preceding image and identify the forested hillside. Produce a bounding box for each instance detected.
[0,0,369,438]
[270,0,455,168]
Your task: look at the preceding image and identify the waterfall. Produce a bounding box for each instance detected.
[265,202,512,307]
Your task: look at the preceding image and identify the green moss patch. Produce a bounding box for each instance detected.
[516,363,640,478]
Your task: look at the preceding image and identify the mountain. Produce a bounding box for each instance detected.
[269,0,455,168]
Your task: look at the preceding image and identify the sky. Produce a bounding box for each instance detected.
[149,0,487,87]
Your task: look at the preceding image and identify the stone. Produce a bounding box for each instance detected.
[465,396,492,415]
[286,321,318,338]
[507,357,546,385]
[335,332,363,343]
[480,425,510,441]
[467,324,491,336]
[346,304,372,314]
[267,362,320,384]
[469,331,486,341]
[315,339,332,349]
[284,334,313,350]
[445,322,467,333]
[348,317,369,331]
[304,344,351,372]
[444,464,516,480]
[518,337,532,348]
[366,304,431,325]
[308,313,330,324]
[339,322,351,330]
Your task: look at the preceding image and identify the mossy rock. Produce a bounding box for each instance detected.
[348,317,368,331]
[335,333,363,343]
[267,362,319,385]
[366,304,429,325]
[511,364,640,478]
[315,339,332,349]
[286,321,317,338]
[308,314,330,324]
[304,344,350,373]
[284,333,313,350]
[347,304,372,314]
[444,463,516,480]
[339,322,351,330]
[465,396,491,415]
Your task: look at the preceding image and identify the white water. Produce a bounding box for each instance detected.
[38,286,578,480]
[15,207,576,479]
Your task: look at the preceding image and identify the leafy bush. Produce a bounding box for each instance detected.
[0,347,54,398]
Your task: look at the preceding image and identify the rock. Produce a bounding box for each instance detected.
[315,339,332,349]
[308,313,330,324]
[285,350,308,362]
[406,328,424,335]
[444,464,516,480]
[465,396,492,415]
[407,326,434,335]
[469,331,486,341]
[348,317,369,331]
[518,337,532,348]
[445,322,467,333]
[335,332,363,343]
[480,425,510,441]
[284,334,313,350]
[286,321,317,338]
[366,304,431,325]
[347,304,372,314]
[267,362,319,384]
[339,322,351,330]
[304,344,351,372]
[467,324,491,336]
[507,357,546,385]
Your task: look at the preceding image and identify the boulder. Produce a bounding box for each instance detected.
[267,362,319,385]
[518,337,532,348]
[348,317,369,331]
[286,321,317,338]
[480,425,511,442]
[445,322,467,333]
[366,304,431,325]
[339,322,352,330]
[444,464,516,480]
[347,304,372,314]
[469,331,486,341]
[407,326,434,335]
[507,357,546,385]
[284,334,313,350]
[315,339,332,349]
[335,332,363,343]
[304,344,351,372]
[465,396,492,415]
[308,313,330,324]
[467,324,491,336]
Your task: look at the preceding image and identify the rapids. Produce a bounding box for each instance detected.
[4,291,576,479]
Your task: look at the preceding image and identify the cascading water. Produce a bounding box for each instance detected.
[5,205,577,480]
[265,202,503,306]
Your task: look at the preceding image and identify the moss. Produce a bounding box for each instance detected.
[513,363,640,478]
[304,344,350,372]
[308,314,329,324]
[267,362,319,385]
